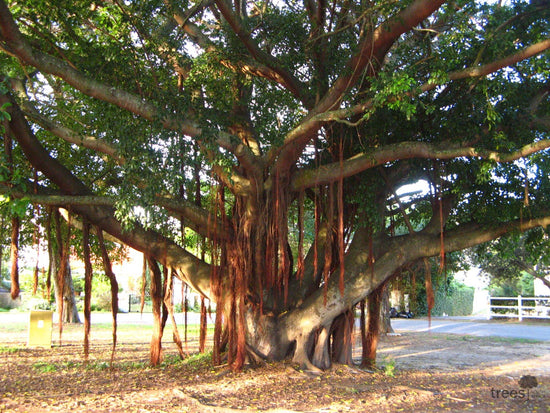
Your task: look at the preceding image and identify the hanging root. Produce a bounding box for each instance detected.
[338,138,345,295]
[82,222,93,361]
[54,209,67,344]
[96,228,119,366]
[361,284,384,369]
[10,216,20,300]
[147,257,164,366]
[297,190,305,280]
[323,184,334,304]
[164,270,186,359]
[423,258,435,327]
[199,296,208,353]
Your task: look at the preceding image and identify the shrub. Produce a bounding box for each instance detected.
[416,280,474,316]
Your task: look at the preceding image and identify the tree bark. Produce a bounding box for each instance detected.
[82,222,92,360]
[61,263,80,324]
[330,310,355,365]
[380,285,394,335]
[9,216,20,300]
[148,258,164,366]
[361,282,386,368]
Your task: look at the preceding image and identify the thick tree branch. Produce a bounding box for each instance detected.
[272,0,446,172]
[0,1,264,186]
[214,0,312,106]
[0,0,199,136]
[0,187,231,241]
[291,140,550,190]
[449,39,550,81]
[273,38,550,176]
[0,90,214,298]
[283,214,550,341]
[316,0,445,114]
[345,38,550,120]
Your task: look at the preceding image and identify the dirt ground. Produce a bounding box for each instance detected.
[0,322,549,413]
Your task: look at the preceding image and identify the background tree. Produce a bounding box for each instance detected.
[470,228,550,295]
[1,0,550,371]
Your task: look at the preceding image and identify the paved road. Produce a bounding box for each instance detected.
[391,317,550,341]
[2,312,549,341]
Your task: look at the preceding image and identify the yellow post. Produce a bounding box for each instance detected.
[28,310,53,347]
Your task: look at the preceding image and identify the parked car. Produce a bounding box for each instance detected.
[389,307,414,318]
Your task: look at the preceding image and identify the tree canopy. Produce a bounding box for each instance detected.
[1,0,550,370]
[470,228,550,293]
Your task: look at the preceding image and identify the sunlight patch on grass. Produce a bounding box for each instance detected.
[392,347,453,360]
[0,346,20,353]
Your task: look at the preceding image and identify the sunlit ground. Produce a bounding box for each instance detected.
[1,322,548,412]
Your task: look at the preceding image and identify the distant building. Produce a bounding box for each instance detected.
[534,276,550,297]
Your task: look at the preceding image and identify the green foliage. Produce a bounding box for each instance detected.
[469,229,549,295]
[160,353,183,367]
[0,102,11,123]
[434,282,475,317]
[0,195,30,219]
[1,0,548,242]
[183,351,213,369]
[489,272,534,297]
[414,278,475,317]
[0,346,20,353]
[371,72,419,120]
[32,362,58,373]
[383,356,396,377]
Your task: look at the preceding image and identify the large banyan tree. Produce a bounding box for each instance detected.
[1,0,550,371]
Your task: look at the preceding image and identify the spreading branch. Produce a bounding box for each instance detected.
[284,214,550,338]
[214,0,312,105]
[0,89,214,298]
[273,38,550,176]
[292,140,550,190]
[0,187,231,241]
[330,38,550,122]
[272,0,446,172]
[0,2,200,134]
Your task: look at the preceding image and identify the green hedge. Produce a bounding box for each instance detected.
[432,284,474,316]
[415,281,474,316]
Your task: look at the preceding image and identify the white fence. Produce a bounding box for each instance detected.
[489,295,550,321]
